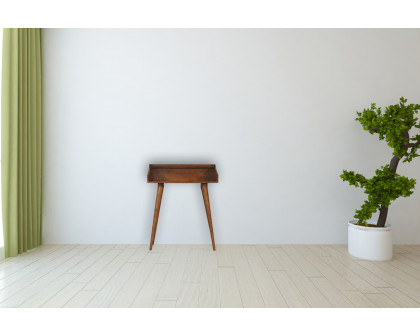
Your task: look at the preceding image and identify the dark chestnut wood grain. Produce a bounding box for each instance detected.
[201,183,216,251]
[147,164,218,183]
[147,164,218,251]
[149,183,164,250]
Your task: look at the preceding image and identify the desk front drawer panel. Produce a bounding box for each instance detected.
[147,168,218,183]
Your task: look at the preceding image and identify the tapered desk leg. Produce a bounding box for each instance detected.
[201,183,216,251]
[150,183,164,250]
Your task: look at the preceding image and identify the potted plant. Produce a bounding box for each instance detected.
[341,97,420,261]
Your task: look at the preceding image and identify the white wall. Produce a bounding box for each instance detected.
[43,29,420,244]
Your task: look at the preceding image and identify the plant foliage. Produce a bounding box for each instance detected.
[340,97,420,226]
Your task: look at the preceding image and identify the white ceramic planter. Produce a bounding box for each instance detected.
[348,220,392,261]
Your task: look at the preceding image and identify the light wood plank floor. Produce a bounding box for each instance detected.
[1,244,420,308]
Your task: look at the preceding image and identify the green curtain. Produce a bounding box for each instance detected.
[1,28,43,258]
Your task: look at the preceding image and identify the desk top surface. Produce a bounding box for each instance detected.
[147,164,218,183]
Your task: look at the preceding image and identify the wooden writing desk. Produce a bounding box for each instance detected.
[147,164,219,251]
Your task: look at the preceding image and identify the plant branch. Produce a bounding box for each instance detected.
[407,141,420,148]
[369,126,379,132]
[377,129,410,227]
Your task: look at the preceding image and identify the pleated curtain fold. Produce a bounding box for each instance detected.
[1,28,43,258]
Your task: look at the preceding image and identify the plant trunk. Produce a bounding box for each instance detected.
[376,129,410,227]
[377,206,388,227]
